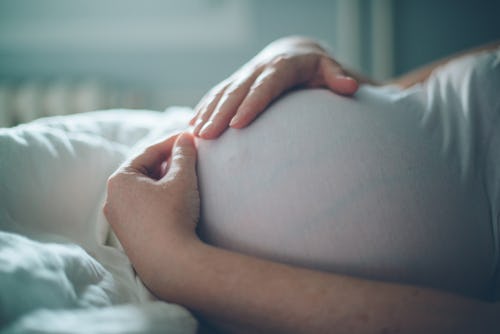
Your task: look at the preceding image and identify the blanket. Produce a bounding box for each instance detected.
[0,108,197,333]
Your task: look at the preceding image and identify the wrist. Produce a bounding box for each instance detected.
[136,233,203,300]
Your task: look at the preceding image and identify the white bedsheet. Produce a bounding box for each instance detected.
[0,108,197,333]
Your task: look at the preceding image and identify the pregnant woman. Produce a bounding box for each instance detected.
[104,37,500,333]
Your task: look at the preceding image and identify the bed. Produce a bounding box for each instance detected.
[0,107,199,333]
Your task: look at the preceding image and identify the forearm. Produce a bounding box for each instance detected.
[142,241,499,334]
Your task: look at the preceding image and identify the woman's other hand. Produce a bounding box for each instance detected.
[191,36,359,139]
[103,132,200,291]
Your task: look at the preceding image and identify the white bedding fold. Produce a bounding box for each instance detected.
[4,302,196,334]
[0,107,196,333]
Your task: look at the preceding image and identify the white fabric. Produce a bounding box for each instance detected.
[425,48,500,300]
[0,108,197,332]
[196,48,500,301]
[4,301,194,334]
[1,48,499,333]
[0,232,195,334]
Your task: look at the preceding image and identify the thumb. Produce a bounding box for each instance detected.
[320,57,359,96]
[164,132,198,181]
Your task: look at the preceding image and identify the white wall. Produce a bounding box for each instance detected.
[1,0,498,115]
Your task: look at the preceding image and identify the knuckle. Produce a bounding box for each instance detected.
[102,201,111,217]
[207,77,232,97]
[261,66,280,81]
[249,78,272,98]
[223,84,243,99]
[106,172,126,192]
[209,89,225,101]
[201,91,225,110]
[270,54,289,68]
[197,108,212,122]
[248,82,263,95]
[106,174,118,190]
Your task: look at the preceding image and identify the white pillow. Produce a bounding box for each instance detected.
[0,108,192,248]
[0,108,197,331]
[0,121,127,248]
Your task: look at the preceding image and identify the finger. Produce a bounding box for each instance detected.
[189,108,202,126]
[163,132,197,182]
[198,71,260,139]
[191,95,211,125]
[190,79,231,126]
[319,57,359,95]
[126,134,179,178]
[229,66,293,129]
[191,79,231,130]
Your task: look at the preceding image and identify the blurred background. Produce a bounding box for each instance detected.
[0,0,499,126]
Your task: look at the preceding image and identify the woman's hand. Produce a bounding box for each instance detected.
[103,132,201,292]
[191,36,359,139]
[102,135,498,334]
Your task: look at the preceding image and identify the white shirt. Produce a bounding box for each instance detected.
[196,48,500,300]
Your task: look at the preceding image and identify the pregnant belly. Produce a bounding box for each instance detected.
[195,88,494,299]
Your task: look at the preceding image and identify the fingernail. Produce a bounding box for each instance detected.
[199,121,213,136]
[337,74,356,82]
[229,114,240,127]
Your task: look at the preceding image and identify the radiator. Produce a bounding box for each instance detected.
[0,79,144,127]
